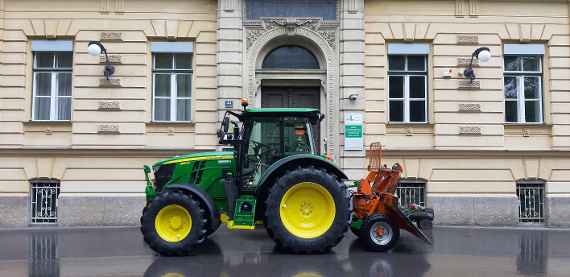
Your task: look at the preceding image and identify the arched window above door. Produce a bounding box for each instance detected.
[262,46,320,70]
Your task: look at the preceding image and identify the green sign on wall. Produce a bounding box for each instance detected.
[345,125,363,138]
[344,112,363,151]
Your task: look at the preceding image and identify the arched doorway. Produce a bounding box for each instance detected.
[247,27,339,158]
[256,41,326,149]
[260,45,320,110]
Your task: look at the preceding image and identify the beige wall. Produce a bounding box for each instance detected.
[0,0,217,152]
[1,0,570,226]
[0,0,219,222]
[364,0,570,151]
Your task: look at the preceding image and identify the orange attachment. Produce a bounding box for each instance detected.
[352,142,433,245]
[352,143,403,220]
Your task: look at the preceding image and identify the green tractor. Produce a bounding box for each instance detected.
[140,104,351,256]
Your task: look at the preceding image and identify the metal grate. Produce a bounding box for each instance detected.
[517,183,545,223]
[395,182,426,208]
[30,179,60,224]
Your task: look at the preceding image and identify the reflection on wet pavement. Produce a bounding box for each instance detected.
[0,227,569,277]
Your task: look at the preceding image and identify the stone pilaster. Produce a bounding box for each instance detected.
[340,0,366,179]
[217,0,244,118]
[0,0,4,66]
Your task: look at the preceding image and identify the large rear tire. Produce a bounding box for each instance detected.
[141,191,206,256]
[265,166,350,253]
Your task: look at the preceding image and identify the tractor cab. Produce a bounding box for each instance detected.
[219,107,321,180]
[217,106,324,228]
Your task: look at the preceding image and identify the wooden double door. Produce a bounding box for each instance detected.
[261,86,321,149]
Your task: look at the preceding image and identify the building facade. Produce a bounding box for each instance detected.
[0,0,569,227]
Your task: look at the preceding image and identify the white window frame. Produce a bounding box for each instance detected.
[31,52,72,121]
[151,54,193,122]
[504,55,544,124]
[387,55,428,123]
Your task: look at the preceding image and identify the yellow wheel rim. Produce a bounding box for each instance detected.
[155,204,192,243]
[279,182,336,239]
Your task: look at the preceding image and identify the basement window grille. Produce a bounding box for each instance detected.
[517,182,545,223]
[30,179,61,224]
[395,181,426,208]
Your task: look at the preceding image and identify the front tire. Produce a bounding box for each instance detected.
[360,215,400,252]
[265,166,350,253]
[141,191,206,256]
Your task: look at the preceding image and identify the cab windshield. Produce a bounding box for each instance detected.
[246,117,315,175]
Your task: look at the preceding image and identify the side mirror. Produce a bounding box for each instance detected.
[218,116,230,142]
[232,122,240,138]
[222,117,229,133]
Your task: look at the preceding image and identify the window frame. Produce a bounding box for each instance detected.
[504,54,544,124]
[151,53,193,123]
[31,52,73,122]
[245,0,338,21]
[387,55,428,124]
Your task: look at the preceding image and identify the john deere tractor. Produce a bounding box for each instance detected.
[141,104,351,256]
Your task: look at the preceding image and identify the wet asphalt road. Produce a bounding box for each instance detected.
[0,226,569,277]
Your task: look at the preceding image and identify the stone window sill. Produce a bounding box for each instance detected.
[504,124,552,136]
[23,121,72,132]
[145,122,195,134]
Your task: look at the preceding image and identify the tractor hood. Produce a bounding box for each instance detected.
[153,151,234,167]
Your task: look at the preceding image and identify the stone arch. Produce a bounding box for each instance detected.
[246,26,339,157]
[256,37,325,70]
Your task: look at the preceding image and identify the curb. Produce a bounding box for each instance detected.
[435,225,570,232]
[0,225,138,232]
[1,224,569,232]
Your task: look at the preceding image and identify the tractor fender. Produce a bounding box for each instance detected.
[257,154,348,194]
[164,184,220,231]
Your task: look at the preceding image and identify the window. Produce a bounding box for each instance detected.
[395,179,426,208]
[262,46,319,69]
[32,52,72,121]
[152,53,193,122]
[516,181,545,223]
[246,0,337,20]
[503,44,545,124]
[30,179,61,224]
[247,118,314,174]
[388,55,428,123]
[504,55,543,123]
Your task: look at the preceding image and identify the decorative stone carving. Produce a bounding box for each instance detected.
[99,0,125,13]
[98,101,120,111]
[99,79,121,88]
[458,104,481,113]
[97,124,120,134]
[100,32,122,42]
[459,126,482,136]
[522,128,530,137]
[318,31,336,49]
[456,0,479,17]
[246,17,337,49]
[99,55,121,64]
[458,80,480,90]
[246,29,267,48]
[221,0,238,12]
[457,34,478,45]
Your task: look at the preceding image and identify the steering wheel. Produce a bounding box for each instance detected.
[250,140,274,159]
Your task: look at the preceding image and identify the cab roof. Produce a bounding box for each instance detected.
[240,108,322,120]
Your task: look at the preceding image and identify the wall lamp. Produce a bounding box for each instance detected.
[464,47,491,83]
[87,41,115,80]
